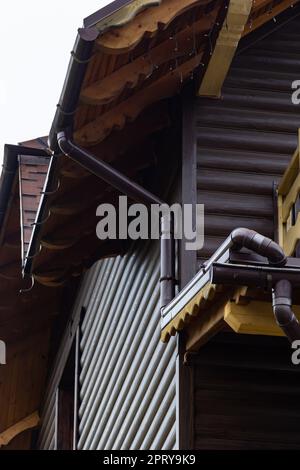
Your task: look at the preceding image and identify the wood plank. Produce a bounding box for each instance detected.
[224,300,300,336]
[95,0,161,34]
[283,212,300,256]
[198,0,252,97]
[97,0,212,54]
[243,0,299,36]
[278,147,299,196]
[82,18,213,106]
[0,412,39,447]
[75,53,203,146]
[281,171,300,222]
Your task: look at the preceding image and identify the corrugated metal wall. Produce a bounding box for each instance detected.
[196,16,300,262]
[192,333,300,449]
[38,266,99,450]
[38,241,177,450]
[77,241,177,450]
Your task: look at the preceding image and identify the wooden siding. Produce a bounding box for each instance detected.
[196,15,300,263]
[189,333,300,449]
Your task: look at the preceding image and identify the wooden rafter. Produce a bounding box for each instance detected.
[224,300,300,336]
[82,17,215,106]
[97,0,211,54]
[198,0,253,97]
[0,412,39,448]
[243,0,299,36]
[75,52,202,146]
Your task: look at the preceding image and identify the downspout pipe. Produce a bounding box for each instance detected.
[211,228,300,341]
[57,132,163,206]
[272,280,300,343]
[57,131,176,310]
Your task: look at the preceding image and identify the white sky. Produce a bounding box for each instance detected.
[0,1,110,162]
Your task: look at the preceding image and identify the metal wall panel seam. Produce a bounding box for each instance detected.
[38,263,100,447]
[79,249,150,410]
[161,426,176,450]
[80,258,118,357]
[116,334,176,450]
[91,259,161,448]
[78,286,159,444]
[80,321,174,448]
[147,398,176,450]
[130,369,175,450]
[80,245,145,373]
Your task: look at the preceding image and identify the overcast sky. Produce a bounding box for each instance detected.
[0,1,110,162]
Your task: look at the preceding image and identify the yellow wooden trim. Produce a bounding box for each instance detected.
[0,412,39,448]
[198,0,252,97]
[281,171,300,222]
[224,300,300,336]
[277,193,284,249]
[283,212,300,256]
[185,297,229,351]
[278,147,300,196]
[277,132,300,255]
[160,283,221,342]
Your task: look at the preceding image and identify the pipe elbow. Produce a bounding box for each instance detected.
[57,131,72,156]
[231,227,287,266]
[273,304,294,327]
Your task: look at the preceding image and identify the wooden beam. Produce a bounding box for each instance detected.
[0,412,40,447]
[278,142,300,196]
[82,18,214,106]
[198,0,252,97]
[97,0,211,54]
[75,53,203,147]
[224,300,300,336]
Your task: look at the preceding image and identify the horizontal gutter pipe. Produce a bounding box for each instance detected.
[57,131,175,311]
[48,28,99,153]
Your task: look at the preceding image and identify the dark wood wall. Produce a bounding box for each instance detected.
[187,333,300,449]
[195,15,300,265]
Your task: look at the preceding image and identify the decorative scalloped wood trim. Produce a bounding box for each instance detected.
[185,296,229,351]
[160,284,251,344]
[95,0,161,33]
[198,0,252,97]
[0,412,39,448]
[75,52,203,146]
[82,17,215,106]
[97,0,211,54]
[160,283,223,343]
